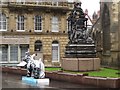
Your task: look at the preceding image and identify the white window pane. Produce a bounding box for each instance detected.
[21,46,28,60]
[2,45,8,61]
[0,45,8,62]
[52,16,59,32]
[34,15,42,31]
[52,44,59,62]
[17,15,24,30]
[52,25,59,32]
[0,13,7,31]
[10,45,18,61]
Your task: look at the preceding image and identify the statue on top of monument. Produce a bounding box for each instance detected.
[65,1,96,58]
[67,1,93,44]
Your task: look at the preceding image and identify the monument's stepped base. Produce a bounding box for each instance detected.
[62,58,100,71]
[65,44,96,58]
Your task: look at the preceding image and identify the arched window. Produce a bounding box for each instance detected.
[52,40,59,62]
[17,15,24,31]
[52,40,59,44]
[34,15,42,32]
[51,16,59,32]
[34,40,42,51]
[0,13,7,31]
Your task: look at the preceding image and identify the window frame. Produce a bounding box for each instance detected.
[34,40,42,52]
[20,44,29,61]
[51,16,59,32]
[34,15,42,32]
[52,41,60,62]
[0,13,7,31]
[9,45,19,63]
[16,15,25,32]
[0,45,8,63]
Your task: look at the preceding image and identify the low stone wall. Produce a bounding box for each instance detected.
[2,66,26,75]
[46,71,120,88]
[1,67,120,88]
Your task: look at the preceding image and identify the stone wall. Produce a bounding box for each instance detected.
[2,67,119,88]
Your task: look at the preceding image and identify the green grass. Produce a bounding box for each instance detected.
[45,67,120,78]
[87,68,120,78]
[45,67,61,71]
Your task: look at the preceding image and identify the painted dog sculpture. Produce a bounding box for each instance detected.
[17,52,45,79]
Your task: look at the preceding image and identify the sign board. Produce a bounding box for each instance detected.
[0,35,30,44]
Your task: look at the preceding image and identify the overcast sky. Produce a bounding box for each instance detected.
[68,0,100,17]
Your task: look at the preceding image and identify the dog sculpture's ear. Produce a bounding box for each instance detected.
[31,54,36,60]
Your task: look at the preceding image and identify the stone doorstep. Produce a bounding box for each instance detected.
[1,67,120,88]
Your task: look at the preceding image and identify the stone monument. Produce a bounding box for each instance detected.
[62,2,100,71]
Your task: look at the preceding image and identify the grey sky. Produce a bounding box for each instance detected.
[68,0,100,17]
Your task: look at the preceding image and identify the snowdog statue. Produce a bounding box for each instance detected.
[17,52,45,79]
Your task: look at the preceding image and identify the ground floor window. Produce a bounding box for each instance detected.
[0,44,29,64]
[10,45,18,62]
[52,41,59,62]
[20,45,29,60]
[0,45,8,62]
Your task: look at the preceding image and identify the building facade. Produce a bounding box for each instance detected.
[92,1,120,68]
[0,1,73,67]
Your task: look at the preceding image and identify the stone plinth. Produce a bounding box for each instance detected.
[61,58,100,71]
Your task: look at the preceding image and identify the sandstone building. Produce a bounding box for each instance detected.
[92,1,120,68]
[0,1,73,67]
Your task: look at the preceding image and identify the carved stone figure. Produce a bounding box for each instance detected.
[67,2,93,44]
